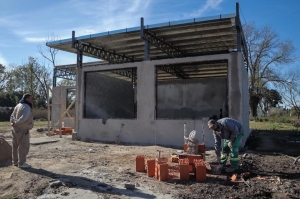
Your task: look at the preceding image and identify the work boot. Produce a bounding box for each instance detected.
[19,163,31,169]
[225,167,236,173]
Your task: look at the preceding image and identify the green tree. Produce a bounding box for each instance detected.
[259,88,282,116]
[0,63,9,91]
[5,57,51,108]
[244,23,297,117]
[282,85,300,119]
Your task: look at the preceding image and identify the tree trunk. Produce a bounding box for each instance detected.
[250,95,260,117]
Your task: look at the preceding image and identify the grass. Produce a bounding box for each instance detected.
[250,121,300,131]
[250,115,300,131]
[1,117,299,132]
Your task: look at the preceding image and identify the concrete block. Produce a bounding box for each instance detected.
[124,183,135,189]
[72,132,77,140]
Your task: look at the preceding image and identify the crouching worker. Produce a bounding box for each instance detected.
[207,117,244,172]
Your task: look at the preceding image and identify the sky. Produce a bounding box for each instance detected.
[0,0,300,67]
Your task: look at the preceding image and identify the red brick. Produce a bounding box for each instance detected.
[147,159,155,177]
[158,163,169,181]
[136,156,145,172]
[179,164,189,181]
[198,143,205,153]
[195,164,206,182]
[187,155,202,164]
[184,143,188,152]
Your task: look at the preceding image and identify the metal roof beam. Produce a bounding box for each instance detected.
[157,66,189,79]
[157,73,227,79]
[54,68,76,81]
[111,69,136,79]
[73,41,133,64]
[141,18,185,58]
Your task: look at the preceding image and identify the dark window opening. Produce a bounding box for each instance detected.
[84,68,137,119]
[155,60,228,119]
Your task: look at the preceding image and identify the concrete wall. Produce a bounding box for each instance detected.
[228,52,250,146]
[71,53,249,148]
[51,86,76,129]
[85,72,135,119]
[157,78,227,119]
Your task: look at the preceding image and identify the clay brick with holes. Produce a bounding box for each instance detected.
[198,143,205,153]
[194,159,206,182]
[157,163,169,181]
[179,158,189,181]
[136,155,145,172]
[187,155,202,164]
[147,159,155,177]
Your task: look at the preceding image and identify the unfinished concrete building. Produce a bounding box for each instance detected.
[48,3,249,148]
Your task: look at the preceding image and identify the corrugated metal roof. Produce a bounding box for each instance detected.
[47,13,237,61]
[50,13,246,82]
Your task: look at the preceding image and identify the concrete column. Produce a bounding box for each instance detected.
[228,52,250,147]
[137,61,155,121]
[228,52,242,121]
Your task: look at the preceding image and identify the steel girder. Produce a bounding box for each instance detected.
[140,18,184,58]
[235,2,249,72]
[112,69,137,80]
[54,68,76,81]
[157,66,188,79]
[141,30,185,58]
[73,41,134,64]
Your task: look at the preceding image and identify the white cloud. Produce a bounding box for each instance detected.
[7,0,152,44]
[188,0,223,18]
[25,37,47,43]
[69,0,152,33]
[0,53,7,66]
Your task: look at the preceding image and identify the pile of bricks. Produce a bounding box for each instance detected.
[53,127,73,135]
[135,143,207,182]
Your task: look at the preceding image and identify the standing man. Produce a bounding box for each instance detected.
[207,117,244,172]
[10,93,34,168]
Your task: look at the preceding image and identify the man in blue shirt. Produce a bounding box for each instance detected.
[207,117,244,172]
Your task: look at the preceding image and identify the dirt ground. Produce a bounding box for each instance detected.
[0,127,300,199]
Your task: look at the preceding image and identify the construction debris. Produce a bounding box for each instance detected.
[0,138,12,163]
[124,183,135,190]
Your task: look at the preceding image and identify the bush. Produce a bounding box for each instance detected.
[292,121,300,128]
[0,108,14,122]
[33,108,48,120]
[0,108,49,121]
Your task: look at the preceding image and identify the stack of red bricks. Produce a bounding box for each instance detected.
[135,142,207,183]
[53,127,73,135]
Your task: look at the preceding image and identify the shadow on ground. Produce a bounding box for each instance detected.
[24,168,156,199]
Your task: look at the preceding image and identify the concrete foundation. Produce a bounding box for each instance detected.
[52,53,249,148]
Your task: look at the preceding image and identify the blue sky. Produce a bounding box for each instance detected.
[0,0,299,67]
